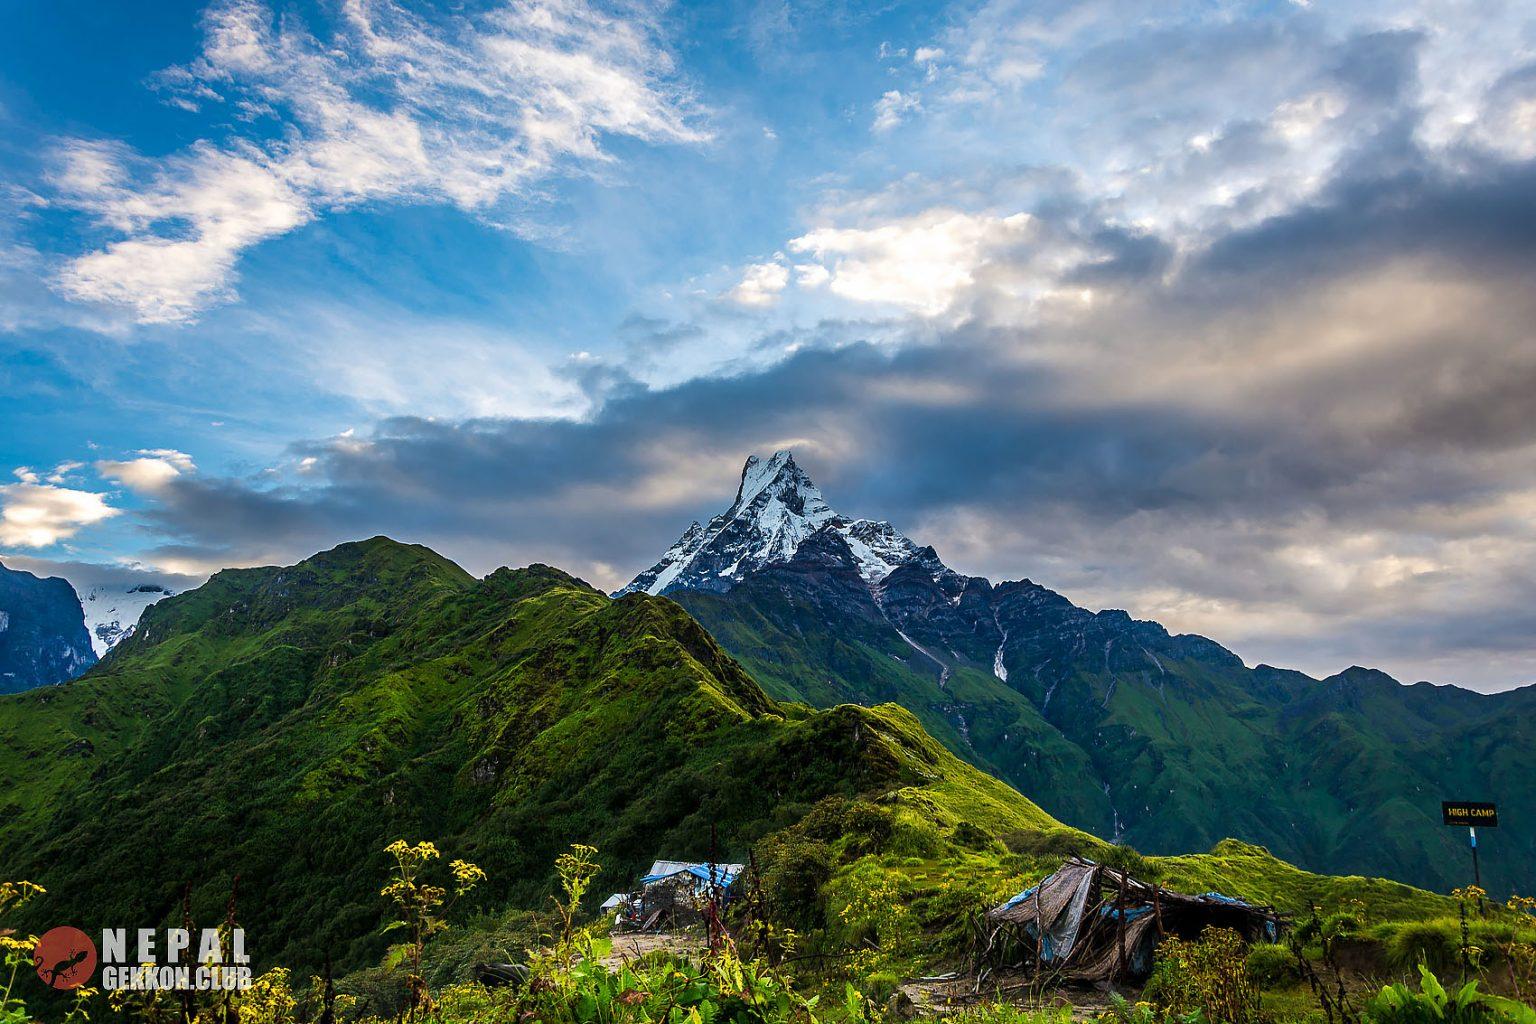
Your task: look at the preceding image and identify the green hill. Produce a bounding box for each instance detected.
[0,539,1067,973]
[0,538,1452,981]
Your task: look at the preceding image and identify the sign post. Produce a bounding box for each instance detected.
[1442,801,1497,911]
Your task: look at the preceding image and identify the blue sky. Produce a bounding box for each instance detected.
[2,0,1536,691]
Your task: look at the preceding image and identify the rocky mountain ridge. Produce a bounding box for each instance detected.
[0,559,96,694]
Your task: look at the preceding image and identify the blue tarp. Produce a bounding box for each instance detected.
[997,885,1038,913]
[1099,904,1153,922]
[641,865,740,888]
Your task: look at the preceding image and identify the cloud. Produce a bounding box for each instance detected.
[48,0,707,323]
[871,89,920,132]
[0,553,206,602]
[0,478,119,548]
[16,0,1536,695]
[96,450,197,495]
[725,259,790,307]
[788,209,1036,316]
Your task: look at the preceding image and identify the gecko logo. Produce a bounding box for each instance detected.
[34,927,98,990]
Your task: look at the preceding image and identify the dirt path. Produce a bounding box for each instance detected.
[599,931,709,969]
[899,973,1119,1022]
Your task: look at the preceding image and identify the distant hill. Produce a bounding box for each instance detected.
[627,451,1535,896]
[0,559,95,693]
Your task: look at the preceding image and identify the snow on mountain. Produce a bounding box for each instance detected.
[80,582,175,656]
[620,450,951,596]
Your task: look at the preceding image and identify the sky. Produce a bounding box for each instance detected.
[2,0,1535,692]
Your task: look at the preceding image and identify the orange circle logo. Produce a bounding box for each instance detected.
[34,927,97,989]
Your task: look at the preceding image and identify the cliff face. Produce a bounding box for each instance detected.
[0,560,97,694]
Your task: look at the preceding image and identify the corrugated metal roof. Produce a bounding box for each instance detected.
[640,861,745,887]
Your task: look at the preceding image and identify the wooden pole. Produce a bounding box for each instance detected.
[1116,869,1127,978]
[1152,881,1164,938]
[1034,883,1045,970]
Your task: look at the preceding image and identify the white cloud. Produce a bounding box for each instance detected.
[913,46,945,63]
[872,90,921,132]
[96,450,197,494]
[46,462,84,484]
[1270,90,1346,143]
[50,0,707,324]
[793,263,830,288]
[0,480,119,548]
[788,209,1034,316]
[726,259,790,307]
[54,144,309,322]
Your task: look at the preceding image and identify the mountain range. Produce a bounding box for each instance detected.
[625,451,1534,897]
[2,450,1527,905]
[0,537,1446,979]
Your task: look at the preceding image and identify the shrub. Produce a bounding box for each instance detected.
[1245,942,1295,986]
[796,797,895,855]
[758,836,836,929]
[1145,927,1260,1024]
[1383,920,1462,975]
[859,970,902,1005]
[1102,843,1156,882]
[952,820,999,851]
[1322,911,1365,940]
[1000,828,1096,859]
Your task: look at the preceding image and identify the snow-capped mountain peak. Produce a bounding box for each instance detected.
[619,450,950,596]
[80,582,175,656]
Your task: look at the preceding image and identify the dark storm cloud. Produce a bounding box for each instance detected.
[1194,157,1536,286]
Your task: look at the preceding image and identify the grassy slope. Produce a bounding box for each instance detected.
[0,538,1455,984]
[677,588,1112,830]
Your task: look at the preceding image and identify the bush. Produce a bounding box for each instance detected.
[1383,920,1462,975]
[999,828,1097,859]
[757,836,836,929]
[1245,942,1295,986]
[335,964,411,1020]
[952,820,998,851]
[1145,927,1261,1024]
[796,797,895,855]
[1322,910,1365,940]
[1102,843,1155,881]
[859,970,902,1005]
